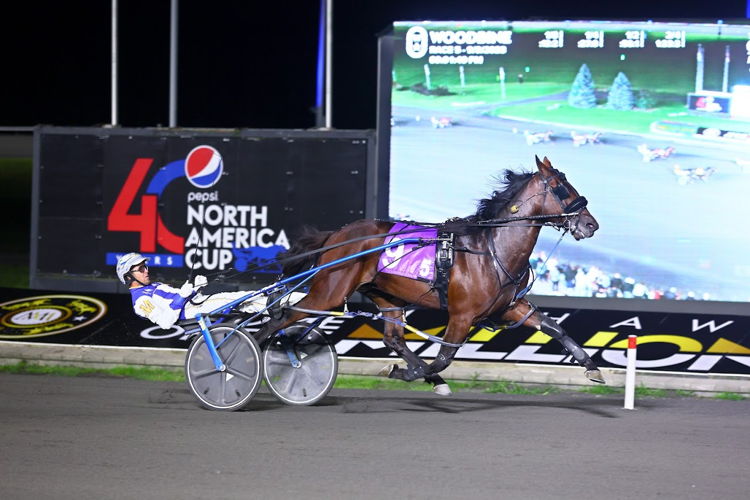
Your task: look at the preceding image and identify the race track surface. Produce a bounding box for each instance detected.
[1,373,748,499]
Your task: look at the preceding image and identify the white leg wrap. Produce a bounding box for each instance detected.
[433,383,452,396]
[378,364,397,377]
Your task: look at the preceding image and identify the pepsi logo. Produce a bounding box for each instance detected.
[185,145,224,189]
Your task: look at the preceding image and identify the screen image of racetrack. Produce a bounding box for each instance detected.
[387,20,750,303]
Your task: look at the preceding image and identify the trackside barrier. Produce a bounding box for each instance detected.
[2,341,749,396]
[624,335,637,410]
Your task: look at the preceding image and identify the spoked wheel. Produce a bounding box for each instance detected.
[262,323,338,406]
[185,324,263,411]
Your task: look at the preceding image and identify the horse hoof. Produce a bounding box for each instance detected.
[433,383,452,396]
[378,364,397,377]
[585,369,606,384]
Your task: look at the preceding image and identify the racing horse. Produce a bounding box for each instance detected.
[257,156,604,394]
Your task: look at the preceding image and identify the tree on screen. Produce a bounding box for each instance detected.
[568,64,596,108]
[636,89,656,109]
[607,72,635,110]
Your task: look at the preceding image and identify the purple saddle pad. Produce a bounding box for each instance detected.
[377,222,436,282]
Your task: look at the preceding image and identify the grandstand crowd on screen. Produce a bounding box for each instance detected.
[528,252,708,301]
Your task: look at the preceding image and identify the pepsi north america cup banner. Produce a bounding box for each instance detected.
[33,127,372,289]
[105,144,281,273]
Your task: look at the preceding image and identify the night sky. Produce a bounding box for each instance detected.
[2,0,747,131]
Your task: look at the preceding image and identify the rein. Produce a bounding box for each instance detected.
[461,211,584,228]
[208,226,440,281]
[207,212,583,281]
[204,170,588,281]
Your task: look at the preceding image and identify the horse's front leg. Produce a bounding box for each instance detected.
[503,300,605,384]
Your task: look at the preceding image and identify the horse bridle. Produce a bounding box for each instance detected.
[482,169,590,312]
[538,169,589,215]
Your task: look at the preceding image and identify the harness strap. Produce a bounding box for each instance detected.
[434,231,454,310]
[478,299,538,332]
[520,229,568,300]
[505,301,538,329]
[487,235,529,307]
[287,306,466,348]
[455,247,489,255]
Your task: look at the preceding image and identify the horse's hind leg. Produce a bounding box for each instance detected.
[381,332,452,396]
[503,299,605,384]
[368,296,451,395]
[387,312,474,395]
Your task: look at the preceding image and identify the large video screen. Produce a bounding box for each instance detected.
[385,19,750,304]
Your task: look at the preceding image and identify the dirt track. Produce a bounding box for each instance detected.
[1,373,748,499]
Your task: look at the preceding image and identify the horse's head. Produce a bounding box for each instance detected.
[534,156,599,240]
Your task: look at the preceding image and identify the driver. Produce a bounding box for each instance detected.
[116,252,303,329]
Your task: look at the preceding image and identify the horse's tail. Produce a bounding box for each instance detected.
[278,226,334,277]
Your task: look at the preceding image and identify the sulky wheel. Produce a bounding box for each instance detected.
[185,324,263,411]
[262,323,338,406]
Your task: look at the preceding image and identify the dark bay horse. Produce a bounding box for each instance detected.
[258,156,604,394]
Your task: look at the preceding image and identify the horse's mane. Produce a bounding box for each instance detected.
[473,169,534,220]
[441,169,533,233]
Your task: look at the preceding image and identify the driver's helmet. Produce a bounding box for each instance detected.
[116,252,149,285]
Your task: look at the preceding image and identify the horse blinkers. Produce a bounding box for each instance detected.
[542,169,598,239]
[547,174,588,214]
